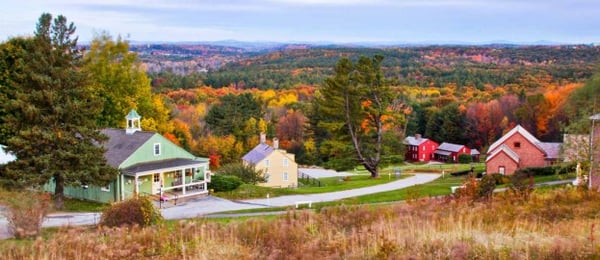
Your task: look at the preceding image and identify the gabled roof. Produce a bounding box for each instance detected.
[487,125,544,154]
[486,144,520,163]
[437,142,465,152]
[404,136,430,146]
[538,142,562,160]
[471,149,480,155]
[242,143,275,164]
[101,128,156,168]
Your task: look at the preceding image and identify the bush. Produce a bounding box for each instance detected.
[100,196,163,227]
[458,154,472,164]
[0,190,51,239]
[510,170,534,199]
[514,163,577,177]
[208,174,243,192]
[477,174,497,200]
[489,173,510,185]
[217,162,265,184]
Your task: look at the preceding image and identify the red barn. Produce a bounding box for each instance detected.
[433,142,471,163]
[486,125,561,175]
[403,134,439,162]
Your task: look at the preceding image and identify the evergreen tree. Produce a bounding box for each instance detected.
[205,93,263,138]
[0,13,117,209]
[315,55,396,177]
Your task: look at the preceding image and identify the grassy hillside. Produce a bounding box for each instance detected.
[2,187,599,259]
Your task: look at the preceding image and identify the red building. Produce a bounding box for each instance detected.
[433,142,471,163]
[486,125,561,175]
[403,134,439,162]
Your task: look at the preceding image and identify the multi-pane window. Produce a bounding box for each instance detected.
[154,143,161,156]
[283,158,288,167]
[283,172,288,181]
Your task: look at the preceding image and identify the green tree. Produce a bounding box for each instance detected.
[0,37,31,144]
[205,93,263,138]
[216,162,265,184]
[316,55,396,178]
[0,13,117,209]
[83,32,172,133]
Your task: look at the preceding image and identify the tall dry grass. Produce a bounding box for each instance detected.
[2,187,600,259]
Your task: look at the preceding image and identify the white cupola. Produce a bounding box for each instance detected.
[125,109,142,135]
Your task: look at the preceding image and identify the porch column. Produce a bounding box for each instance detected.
[204,167,208,191]
[134,175,139,196]
[182,169,186,195]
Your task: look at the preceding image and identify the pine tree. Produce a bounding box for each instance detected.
[316,55,395,178]
[0,13,117,209]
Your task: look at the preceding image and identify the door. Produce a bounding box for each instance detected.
[499,166,505,175]
[152,173,161,194]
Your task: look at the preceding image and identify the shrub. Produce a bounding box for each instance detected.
[100,196,163,227]
[510,170,534,199]
[458,154,472,164]
[0,190,51,239]
[217,162,265,184]
[477,174,497,200]
[208,174,243,192]
[514,163,577,177]
[489,173,510,185]
[451,169,471,176]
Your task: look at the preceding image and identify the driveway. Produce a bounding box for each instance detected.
[0,173,440,239]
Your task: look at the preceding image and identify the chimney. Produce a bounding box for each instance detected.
[273,138,279,149]
[260,133,266,143]
[415,134,422,140]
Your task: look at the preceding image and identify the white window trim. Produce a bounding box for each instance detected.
[283,158,288,167]
[283,171,288,181]
[264,159,269,167]
[154,143,161,156]
[101,184,110,192]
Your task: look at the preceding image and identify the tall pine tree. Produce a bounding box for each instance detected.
[316,55,396,178]
[0,13,117,209]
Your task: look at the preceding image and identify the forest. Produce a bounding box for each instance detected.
[144,44,600,171]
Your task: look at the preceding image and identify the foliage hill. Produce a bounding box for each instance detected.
[200,45,600,90]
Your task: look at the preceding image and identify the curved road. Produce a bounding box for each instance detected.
[0,173,440,239]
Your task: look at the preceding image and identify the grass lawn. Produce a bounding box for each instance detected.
[211,172,576,215]
[213,174,412,200]
[58,198,107,212]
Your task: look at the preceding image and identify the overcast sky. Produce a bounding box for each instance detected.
[1,0,599,44]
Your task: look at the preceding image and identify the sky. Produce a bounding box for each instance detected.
[1,0,599,44]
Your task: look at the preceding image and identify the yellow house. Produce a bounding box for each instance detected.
[242,135,298,188]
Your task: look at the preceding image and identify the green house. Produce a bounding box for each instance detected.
[44,110,210,203]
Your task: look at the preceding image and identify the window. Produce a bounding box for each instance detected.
[513,142,521,148]
[264,159,270,167]
[283,172,288,181]
[264,170,270,182]
[422,146,426,151]
[101,184,110,192]
[499,166,505,175]
[153,173,160,183]
[283,158,288,167]
[154,143,161,156]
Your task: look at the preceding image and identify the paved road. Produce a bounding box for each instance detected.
[162,173,440,219]
[0,173,440,239]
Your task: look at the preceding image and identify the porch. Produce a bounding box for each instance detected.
[120,158,211,201]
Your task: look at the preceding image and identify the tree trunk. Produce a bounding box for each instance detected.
[53,173,65,210]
